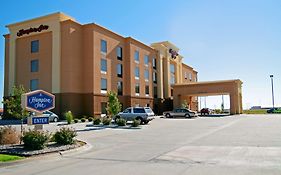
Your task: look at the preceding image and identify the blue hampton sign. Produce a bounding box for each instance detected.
[22,90,55,113]
[32,117,49,125]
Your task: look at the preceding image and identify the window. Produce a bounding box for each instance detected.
[135,83,140,94]
[170,75,175,84]
[152,58,156,69]
[133,108,145,113]
[31,60,39,72]
[101,59,107,73]
[31,40,39,53]
[184,72,188,79]
[134,50,139,62]
[189,73,192,80]
[170,64,175,73]
[144,55,149,65]
[101,39,107,53]
[101,78,107,93]
[123,108,131,113]
[101,102,107,114]
[153,86,158,98]
[170,64,175,84]
[30,79,39,91]
[117,64,123,77]
[117,46,122,60]
[117,81,123,95]
[144,69,149,81]
[145,85,149,95]
[135,67,140,79]
[153,72,157,83]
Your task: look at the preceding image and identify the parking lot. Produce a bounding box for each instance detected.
[1,114,281,175]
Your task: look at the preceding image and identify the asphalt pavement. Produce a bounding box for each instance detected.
[1,114,281,175]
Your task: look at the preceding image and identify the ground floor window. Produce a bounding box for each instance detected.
[101,102,107,115]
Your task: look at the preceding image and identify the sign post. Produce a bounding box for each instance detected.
[21,90,55,130]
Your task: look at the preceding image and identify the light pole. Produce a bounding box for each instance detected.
[270,75,275,108]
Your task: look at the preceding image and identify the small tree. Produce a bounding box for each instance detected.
[106,91,122,118]
[2,85,29,120]
[181,100,188,109]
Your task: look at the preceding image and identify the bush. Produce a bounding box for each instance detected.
[131,119,140,127]
[22,130,49,150]
[53,127,77,145]
[102,117,111,125]
[0,126,20,145]
[81,118,86,123]
[88,117,94,122]
[74,119,79,123]
[93,118,101,125]
[116,118,126,126]
[65,111,73,124]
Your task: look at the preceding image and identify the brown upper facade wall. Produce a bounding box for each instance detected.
[182,63,197,83]
[60,20,84,93]
[15,32,52,92]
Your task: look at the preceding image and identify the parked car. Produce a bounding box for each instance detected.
[200,108,210,115]
[29,111,59,122]
[163,108,198,118]
[267,108,281,114]
[115,107,155,124]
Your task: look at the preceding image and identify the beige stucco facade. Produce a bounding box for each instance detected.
[173,80,243,114]
[3,12,242,116]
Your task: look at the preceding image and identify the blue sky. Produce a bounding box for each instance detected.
[1,0,281,109]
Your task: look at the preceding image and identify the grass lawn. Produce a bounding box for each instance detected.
[243,109,267,114]
[0,154,23,162]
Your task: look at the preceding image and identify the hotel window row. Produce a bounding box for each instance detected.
[30,40,40,90]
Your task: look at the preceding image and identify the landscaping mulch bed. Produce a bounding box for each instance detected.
[0,140,85,157]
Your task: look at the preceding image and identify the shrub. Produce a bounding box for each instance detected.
[81,118,86,123]
[116,118,126,126]
[88,117,94,122]
[22,130,49,150]
[102,117,111,125]
[53,127,77,145]
[65,111,73,124]
[93,118,101,125]
[74,119,79,123]
[131,119,140,127]
[0,126,20,145]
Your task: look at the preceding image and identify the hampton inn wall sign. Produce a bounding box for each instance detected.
[17,24,49,37]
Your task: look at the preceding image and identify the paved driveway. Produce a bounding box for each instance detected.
[1,115,281,175]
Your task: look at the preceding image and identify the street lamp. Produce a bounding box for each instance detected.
[270,75,275,108]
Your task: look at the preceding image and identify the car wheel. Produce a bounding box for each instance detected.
[165,113,171,118]
[53,117,58,122]
[114,116,120,123]
[136,117,144,125]
[144,120,149,125]
[185,114,190,118]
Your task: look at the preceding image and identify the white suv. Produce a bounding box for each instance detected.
[115,107,155,124]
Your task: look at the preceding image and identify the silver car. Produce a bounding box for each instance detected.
[163,108,198,118]
[115,107,155,124]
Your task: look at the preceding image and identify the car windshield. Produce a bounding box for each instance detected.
[145,108,153,113]
[123,108,131,113]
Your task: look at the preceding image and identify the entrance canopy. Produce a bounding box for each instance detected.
[172,79,243,115]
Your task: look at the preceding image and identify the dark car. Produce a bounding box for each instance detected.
[163,108,198,118]
[267,108,281,114]
[200,108,210,115]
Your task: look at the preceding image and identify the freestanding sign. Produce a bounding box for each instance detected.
[22,90,55,113]
[21,90,55,128]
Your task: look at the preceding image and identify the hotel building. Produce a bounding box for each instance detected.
[3,12,198,116]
